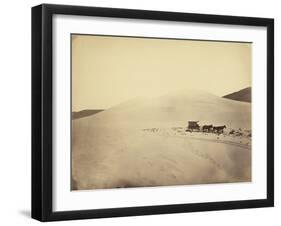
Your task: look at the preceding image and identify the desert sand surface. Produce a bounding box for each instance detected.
[72,90,251,190]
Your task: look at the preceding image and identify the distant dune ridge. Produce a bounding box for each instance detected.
[72,89,251,190]
[223,87,251,103]
[72,109,104,120]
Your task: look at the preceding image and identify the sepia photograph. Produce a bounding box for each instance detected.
[71,34,252,191]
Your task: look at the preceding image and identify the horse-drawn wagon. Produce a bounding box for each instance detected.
[186,121,200,132]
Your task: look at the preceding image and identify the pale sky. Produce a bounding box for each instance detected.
[72,34,251,111]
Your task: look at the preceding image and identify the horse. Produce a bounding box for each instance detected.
[202,125,213,132]
[213,125,226,134]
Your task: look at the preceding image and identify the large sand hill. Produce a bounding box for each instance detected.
[72,90,251,190]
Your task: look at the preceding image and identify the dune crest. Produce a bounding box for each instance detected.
[75,89,251,129]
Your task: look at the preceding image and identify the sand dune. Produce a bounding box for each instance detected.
[72,90,251,190]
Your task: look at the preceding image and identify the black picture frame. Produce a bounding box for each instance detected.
[32,3,274,222]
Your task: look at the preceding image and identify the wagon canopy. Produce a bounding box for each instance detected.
[188,121,199,127]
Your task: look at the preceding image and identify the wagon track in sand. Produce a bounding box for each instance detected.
[182,137,223,171]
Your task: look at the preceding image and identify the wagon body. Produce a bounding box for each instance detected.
[186,121,200,132]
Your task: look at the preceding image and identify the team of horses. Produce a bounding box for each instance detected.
[187,123,226,134]
[202,125,226,134]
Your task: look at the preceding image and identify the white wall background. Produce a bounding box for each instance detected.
[0,0,278,225]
